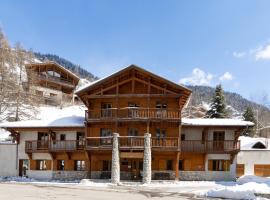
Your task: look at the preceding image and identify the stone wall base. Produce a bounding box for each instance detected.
[52,171,90,181]
[152,170,175,180]
[179,171,236,181]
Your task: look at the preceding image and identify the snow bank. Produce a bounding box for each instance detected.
[79,179,111,187]
[205,187,256,200]
[237,175,270,185]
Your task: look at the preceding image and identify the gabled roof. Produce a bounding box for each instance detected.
[76,64,191,95]
[25,61,80,83]
[76,64,192,108]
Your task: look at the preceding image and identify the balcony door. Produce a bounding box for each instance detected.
[128,128,139,146]
[213,131,225,151]
[101,103,112,118]
[156,101,167,118]
[37,132,49,149]
[100,128,112,145]
[76,132,85,149]
[128,102,139,118]
[156,128,166,146]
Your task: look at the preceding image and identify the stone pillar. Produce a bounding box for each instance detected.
[111,133,120,184]
[143,133,151,184]
[205,154,208,171]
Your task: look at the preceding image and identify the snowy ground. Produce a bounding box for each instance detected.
[1,175,270,199]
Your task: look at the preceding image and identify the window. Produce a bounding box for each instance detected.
[60,134,66,141]
[35,90,43,96]
[181,134,185,141]
[74,160,86,171]
[100,128,112,145]
[50,93,57,97]
[36,160,47,170]
[156,129,166,138]
[101,103,112,117]
[208,160,230,171]
[57,160,65,171]
[179,160,184,170]
[166,160,173,170]
[252,142,267,149]
[102,160,112,171]
[38,132,49,141]
[128,102,139,118]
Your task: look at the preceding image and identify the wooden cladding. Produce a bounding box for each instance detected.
[85,108,181,121]
[26,138,240,153]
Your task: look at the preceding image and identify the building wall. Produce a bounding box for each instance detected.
[0,143,17,176]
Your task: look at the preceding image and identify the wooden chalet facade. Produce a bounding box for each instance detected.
[2,65,253,182]
[25,62,80,105]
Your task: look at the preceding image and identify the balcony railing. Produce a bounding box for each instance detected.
[25,140,85,153]
[181,140,240,153]
[85,108,181,121]
[25,139,240,153]
[152,137,179,149]
[38,74,75,88]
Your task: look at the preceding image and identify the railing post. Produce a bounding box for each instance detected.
[143,133,151,184]
[111,133,120,184]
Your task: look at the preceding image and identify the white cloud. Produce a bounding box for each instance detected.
[255,44,270,60]
[233,51,246,58]
[219,72,233,81]
[179,68,214,86]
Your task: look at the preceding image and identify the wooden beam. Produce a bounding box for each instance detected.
[175,152,180,181]
[85,94,182,99]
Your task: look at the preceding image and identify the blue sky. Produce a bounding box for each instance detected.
[1,0,270,103]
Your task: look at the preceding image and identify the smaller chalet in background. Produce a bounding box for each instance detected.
[237,136,270,177]
[0,64,254,182]
[25,62,80,105]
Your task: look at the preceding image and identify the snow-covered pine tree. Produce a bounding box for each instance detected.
[205,84,227,118]
[242,106,256,136]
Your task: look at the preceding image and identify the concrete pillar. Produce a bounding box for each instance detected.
[143,133,151,184]
[111,133,120,184]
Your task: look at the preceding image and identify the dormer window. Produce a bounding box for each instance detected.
[252,142,267,149]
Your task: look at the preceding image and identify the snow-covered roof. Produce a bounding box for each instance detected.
[240,136,270,151]
[182,118,254,127]
[0,105,85,129]
[0,116,84,129]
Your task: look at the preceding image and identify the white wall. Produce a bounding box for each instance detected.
[0,143,18,176]
[182,127,235,141]
[237,150,270,175]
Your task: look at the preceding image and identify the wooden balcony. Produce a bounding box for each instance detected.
[38,74,75,89]
[25,139,240,153]
[181,140,240,153]
[85,108,181,122]
[25,140,85,153]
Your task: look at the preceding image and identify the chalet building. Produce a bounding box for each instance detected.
[0,65,253,182]
[25,62,80,105]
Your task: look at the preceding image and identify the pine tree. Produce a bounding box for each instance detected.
[206,84,227,118]
[242,107,256,136]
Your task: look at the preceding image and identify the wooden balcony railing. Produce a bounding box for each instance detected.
[85,137,113,150]
[85,108,181,121]
[25,140,85,153]
[25,139,240,153]
[152,137,179,149]
[119,136,144,149]
[38,74,75,88]
[181,140,240,153]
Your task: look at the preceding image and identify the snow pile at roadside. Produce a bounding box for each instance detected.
[79,179,111,187]
[202,175,270,200]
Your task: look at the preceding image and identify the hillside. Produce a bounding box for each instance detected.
[185,85,270,126]
[34,52,98,81]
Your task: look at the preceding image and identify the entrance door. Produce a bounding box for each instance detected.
[19,159,28,177]
[156,101,167,118]
[120,159,143,180]
[128,102,139,118]
[213,131,225,151]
